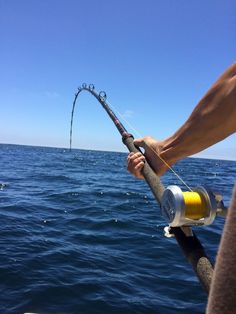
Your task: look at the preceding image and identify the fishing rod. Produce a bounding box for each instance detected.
[70,83,227,293]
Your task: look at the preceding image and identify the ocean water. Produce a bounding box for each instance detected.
[0,144,235,314]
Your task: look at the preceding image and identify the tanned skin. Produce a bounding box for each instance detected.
[127,62,236,178]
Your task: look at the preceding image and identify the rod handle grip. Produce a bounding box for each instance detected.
[124,136,165,204]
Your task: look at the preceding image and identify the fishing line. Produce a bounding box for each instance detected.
[105,99,193,191]
[70,85,192,192]
[69,84,216,293]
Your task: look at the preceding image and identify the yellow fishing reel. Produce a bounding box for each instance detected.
[161,185,226,227]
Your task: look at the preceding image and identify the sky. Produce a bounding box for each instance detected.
[0,0,236,160]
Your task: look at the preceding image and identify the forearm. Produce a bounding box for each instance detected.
[160,63,236,163]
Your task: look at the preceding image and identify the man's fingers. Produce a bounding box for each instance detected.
[127,152,145,179]
[127,152,142,161]
[127,152,145,164]
[133,136,153,150]
[133,138,145,148]
[134,161,145,171]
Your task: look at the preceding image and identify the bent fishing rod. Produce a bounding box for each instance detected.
[70,83,227,294]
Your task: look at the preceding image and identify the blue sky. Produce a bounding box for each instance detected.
[0,0,235,159]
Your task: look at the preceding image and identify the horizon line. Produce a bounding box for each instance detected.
[1,141,236,162]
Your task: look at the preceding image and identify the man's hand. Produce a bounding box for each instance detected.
[127,136,171,178]
[127,63,236,180]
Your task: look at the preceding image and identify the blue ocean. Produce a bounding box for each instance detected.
[0,143,235,314]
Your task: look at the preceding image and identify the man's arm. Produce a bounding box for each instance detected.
[128,62,236,177]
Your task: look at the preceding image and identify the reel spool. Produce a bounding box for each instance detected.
[161,185,225,227]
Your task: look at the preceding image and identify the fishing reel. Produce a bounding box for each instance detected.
[161,185,227,227]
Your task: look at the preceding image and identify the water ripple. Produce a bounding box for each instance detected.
[0,144,235,313]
